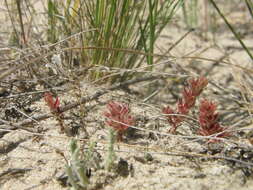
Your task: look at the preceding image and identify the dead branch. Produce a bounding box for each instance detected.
[1,75,163,128]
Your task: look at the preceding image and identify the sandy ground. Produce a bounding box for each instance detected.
[0,1,253,190]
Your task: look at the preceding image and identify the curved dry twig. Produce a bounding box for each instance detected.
[0,75,164,128]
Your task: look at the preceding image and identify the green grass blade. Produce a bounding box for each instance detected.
[209,0,253,61]
[245,0,253,19]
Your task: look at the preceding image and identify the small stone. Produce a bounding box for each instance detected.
[144,153,153,162]
[117,158,129,177]
[0,87,8,97]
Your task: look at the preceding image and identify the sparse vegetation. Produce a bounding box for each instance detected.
[0,0,253,190]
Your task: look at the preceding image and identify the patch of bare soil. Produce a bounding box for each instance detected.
[1,2,253,190]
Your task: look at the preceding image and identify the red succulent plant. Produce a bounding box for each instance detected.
[104,101,135,141]
[198,99,230,142]
[163,76,208,133]
[44,92,66,132]
[44,92,61,113]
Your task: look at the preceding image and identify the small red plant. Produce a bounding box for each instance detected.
[44,92,61,113]
[104,101,135,141]
[163,76,208,133]
[44,92,65,132]
[198,99,230,142]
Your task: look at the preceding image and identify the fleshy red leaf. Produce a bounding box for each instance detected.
[44,92,60,112]
[198,99,230,142]
[163,76,208,133]
[104,101,135,141]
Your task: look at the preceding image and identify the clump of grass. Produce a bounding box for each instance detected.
[46,0,183,82]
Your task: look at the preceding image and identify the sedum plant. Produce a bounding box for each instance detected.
[163,76,208,133]
[162,76,231,142]
[44,92,66,132]
[198,99,230,142]
[104,101,135,141]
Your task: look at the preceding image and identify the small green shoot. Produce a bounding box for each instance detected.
[66,139,97,190]
[105,128,117,171]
